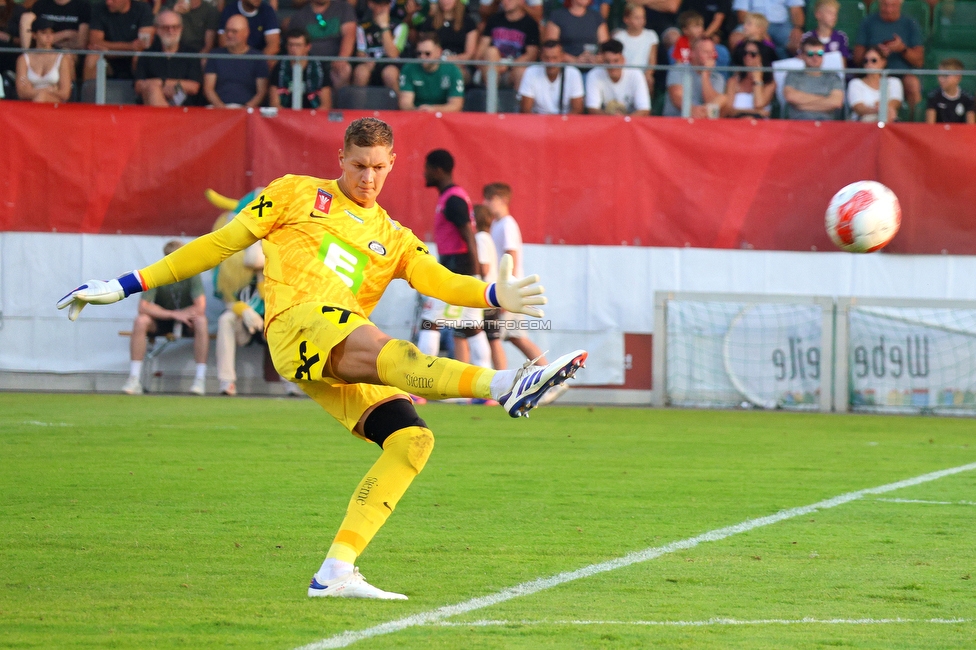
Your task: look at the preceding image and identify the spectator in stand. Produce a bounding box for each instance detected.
[203,14,268,107]
[722,38,775,117]
[397,32,464,112]
[24,0,89,52]
[83,0,154,81]
[269,28,331,107]
[289,0,357,88]
[731,0,804,58]
[478,0,543,24]
[682,0,731,44]
[0,0,20,82]
[926,58,976,124]
[420,0,477,82]
[15,16,72,101]
[664,37,725,117]
[642,0,681,51]
[612,2,658,95]
[170,0,219,54]
[471,204,504,371]
[670,10,703,64]
[352,0,407,91]
[847,45,902,122]
[134,10,202,106]
[518,40,584,114]
[475,0,540,91]
[218,0,279,65]
[853,0,923,116]
[544,0,608,66]
[800,0,850,65]
[783,35,844,119]
[121,240,209,397]
[585,38,650,115]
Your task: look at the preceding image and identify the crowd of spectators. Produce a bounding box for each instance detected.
[1,0,973,121]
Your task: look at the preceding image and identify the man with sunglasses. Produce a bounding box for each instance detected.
[783,35,844,120]
[397,32,464,112]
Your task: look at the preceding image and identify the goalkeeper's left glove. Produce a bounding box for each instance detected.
[56,271,146,321]
[486,253,547,318]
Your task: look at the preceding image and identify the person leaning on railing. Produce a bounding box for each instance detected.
[203,13,268,107]
[15,16,72,102]
[847,45,903,122]
[722,38,775,118]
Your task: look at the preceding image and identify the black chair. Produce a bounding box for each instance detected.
[463,87,519,113]
[335,86,399,110]
[80,79,138,105]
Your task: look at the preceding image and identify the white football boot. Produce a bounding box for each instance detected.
[499,350,587,418]
[308,568,408,600]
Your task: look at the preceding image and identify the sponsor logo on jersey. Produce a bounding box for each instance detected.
[318,234,368,294]
[368,241,387,255]
[314,188,333,214]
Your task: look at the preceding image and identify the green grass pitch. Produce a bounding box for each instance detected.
[1,392,974,649]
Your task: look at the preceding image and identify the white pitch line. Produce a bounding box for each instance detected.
[297,461,976,650]
[432,617,971,628]
[876,498,976,506]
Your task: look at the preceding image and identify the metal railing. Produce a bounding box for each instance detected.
[2,45,974,123]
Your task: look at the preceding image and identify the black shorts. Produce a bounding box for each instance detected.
[152,319,194,338]
[482,308,502,341]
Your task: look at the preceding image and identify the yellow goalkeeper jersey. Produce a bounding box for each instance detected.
[235,175,431,326]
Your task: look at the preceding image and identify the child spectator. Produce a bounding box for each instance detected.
[801,0,850,64]
[847,45,902,122]
[15,16,72,102]
[611,2,658,95]
[925,58,976,124]
[670,10,703,64]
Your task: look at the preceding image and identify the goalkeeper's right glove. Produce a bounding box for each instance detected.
[56,271,146,321]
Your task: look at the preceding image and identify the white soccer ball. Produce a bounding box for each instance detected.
[825,181,901,253]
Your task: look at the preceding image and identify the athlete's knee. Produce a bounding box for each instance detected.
[363,399,433,472]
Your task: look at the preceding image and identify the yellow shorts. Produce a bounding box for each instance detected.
[267,302,409,436]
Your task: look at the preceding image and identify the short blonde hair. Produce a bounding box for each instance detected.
[814,0,840,12]
[746,12,769,33]
[163,240,183,255]
[344,117,394,149]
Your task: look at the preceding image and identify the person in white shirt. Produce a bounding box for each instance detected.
[518,40,584,115]
[611,2,658,95]
[468,205,504,370]
[585,38,650,115]
[847,46,903,122]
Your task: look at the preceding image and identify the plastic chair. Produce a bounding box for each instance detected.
[462,87,520,113]
[80,79,138,105]
[932,1,976,47]
[334,86,399,110]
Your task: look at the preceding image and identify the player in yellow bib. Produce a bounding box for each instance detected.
[58,117,587,600]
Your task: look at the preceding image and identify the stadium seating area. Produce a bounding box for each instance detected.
[2,0,975,119]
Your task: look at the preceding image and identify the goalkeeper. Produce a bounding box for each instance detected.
[57,117,586,601]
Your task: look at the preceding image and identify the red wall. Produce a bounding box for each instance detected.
[2,102,975,254]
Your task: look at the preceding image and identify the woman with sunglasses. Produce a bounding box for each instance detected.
[722,39,775,118]
[847,45,903,123]
[15,16,71,103]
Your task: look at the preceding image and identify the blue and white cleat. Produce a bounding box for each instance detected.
[500,350,587,418]
[308,568,407,600]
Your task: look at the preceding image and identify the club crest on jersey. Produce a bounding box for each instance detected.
[368,241,387,256]
[314,188,333,214]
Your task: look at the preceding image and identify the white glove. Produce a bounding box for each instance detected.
[494,253,547,318]
[56,271,144,321]
[241,307,264,334]
[56,278,126,321]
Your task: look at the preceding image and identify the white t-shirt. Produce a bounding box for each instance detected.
[584,66,651,113]
[517,64,585,115]
[490,215,524,279]
[476,230,498,284]
[847,77,903,122]
[612,29,659,69]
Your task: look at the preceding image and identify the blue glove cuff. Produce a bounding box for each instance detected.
[117,271,146,297]
[486,283,500,308]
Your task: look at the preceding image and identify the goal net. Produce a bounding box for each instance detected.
[841,300,976,415]
[655,293,834,411]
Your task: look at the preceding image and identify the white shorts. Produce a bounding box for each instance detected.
[420,296,483,329]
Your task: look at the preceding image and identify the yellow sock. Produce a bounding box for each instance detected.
[376,339,494,400]
[326,426,434,564]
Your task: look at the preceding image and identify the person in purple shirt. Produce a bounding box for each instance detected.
[801,0,850,63]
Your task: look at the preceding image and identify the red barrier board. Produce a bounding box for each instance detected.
[2,102,975,254]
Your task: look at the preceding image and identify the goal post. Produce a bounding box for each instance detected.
[652,292,835,412]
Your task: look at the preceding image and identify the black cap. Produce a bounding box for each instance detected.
[31,16,55,31]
